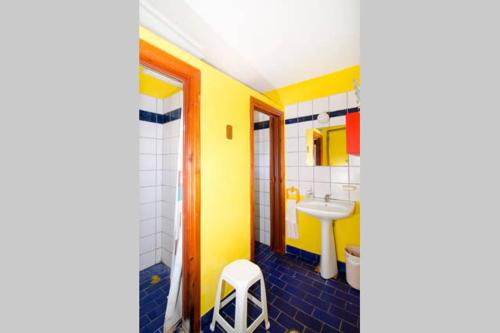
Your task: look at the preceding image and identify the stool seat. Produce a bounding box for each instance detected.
[210,259,270,333]
[222,259,262,287]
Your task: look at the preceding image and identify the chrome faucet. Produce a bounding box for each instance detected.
[324,194,331,202]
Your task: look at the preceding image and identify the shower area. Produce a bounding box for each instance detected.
[139,66,184,333]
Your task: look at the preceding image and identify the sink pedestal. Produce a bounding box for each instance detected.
[319,219,338,279]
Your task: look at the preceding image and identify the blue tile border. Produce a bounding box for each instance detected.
[251,107,359,129]
[254,121,270,130]
[286,245,320,265]
[139,108,182,124]
[285,245,346,273]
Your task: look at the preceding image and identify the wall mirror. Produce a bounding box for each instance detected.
[305,125,348,166]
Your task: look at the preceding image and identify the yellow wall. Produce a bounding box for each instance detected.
[268,67,361,263]
[264,65,360,106]
[139,66,181,99]
[139,27,283,317]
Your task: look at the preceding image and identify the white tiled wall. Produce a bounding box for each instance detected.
[160,91,182,267]
[285,91,360,202]
[139,94,164,270]
[254,111,271,245]
[139,92,182,271]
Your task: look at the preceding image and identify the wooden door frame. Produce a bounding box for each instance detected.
[249,97,286,260]
[140,40,201,332]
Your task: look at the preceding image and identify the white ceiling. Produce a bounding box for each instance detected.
[140,0,359,93]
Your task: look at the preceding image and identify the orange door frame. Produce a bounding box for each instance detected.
[249,97,286,259]
[139,40,201,332]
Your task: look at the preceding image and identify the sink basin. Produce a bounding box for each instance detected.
[296,199,355,220]
[296,199,355,279]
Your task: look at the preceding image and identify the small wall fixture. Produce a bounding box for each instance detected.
[317,112,330,124]
[226,125,233,139]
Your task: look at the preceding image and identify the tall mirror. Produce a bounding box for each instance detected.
[305,125,348,166]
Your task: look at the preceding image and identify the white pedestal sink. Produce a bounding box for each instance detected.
[296,199,355,279]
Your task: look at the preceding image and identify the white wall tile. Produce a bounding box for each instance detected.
[140,252,155,270]
[156,233,162,249]
[298,121,312,137]
[261,128,270,141]
[139,154,156,170]
[139,171,156,187]
[285,103,298,119]
[140,202,155,221]
[349,166,360,184]
[314,166,331,183]
[162,232,174,252]
[260,229,267,245]
[329,93,347,111]
[298,137,307,152]
[140,219,156,237]
[330,115,346,126]
[313,97,329,115]
[254,228,261,242]
[139,121,157,138]
[299,166,314,182]
[156,139,163,156]
[139,138,156,154]
[298,152,309,167]
[349,184,361,201]
[140,234,156,254]
[298,101,313,117]
[349,154,360,166]
[140,94,156,112]
[162,249,172,268]
[156,217,162,234]
[156,154,164,170]
[264,231,270,245]
[347,90,358,108]
[331,167,349,183]
[314,182,331,198]
[156,99,164,115]
[140,187,156,204]
[162,217,174,236]
[155,251,162,264]
[261,180,269,193]
[286,152,299,166]
[286,180,298,190]
[313,119,330,129]
[285,124,298,138]
[286,166,299,181]
[331,183,350,200]
[298,181,314,197]
[155,171,163,186]
[155,123,164,139]
[286,138,298,152]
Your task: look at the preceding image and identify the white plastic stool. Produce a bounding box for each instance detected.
[210,259,270,333]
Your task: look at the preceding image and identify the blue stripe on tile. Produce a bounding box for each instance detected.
[254,121,270,130]
[258,107,360,130]
[139,108,182,124]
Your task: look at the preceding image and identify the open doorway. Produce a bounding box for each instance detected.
[250,97,286,260]
[139,40,200,333]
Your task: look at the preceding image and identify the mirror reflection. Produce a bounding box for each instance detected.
[306,125,348,166]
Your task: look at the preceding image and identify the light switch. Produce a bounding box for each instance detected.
[226,125,233,139]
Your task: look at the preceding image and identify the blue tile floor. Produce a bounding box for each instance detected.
[140,242,360,333]
[140,263,171,333]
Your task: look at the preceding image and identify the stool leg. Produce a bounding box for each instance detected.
[234,288,248,333]
[260,276,270,330]
[210,278,224,332]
